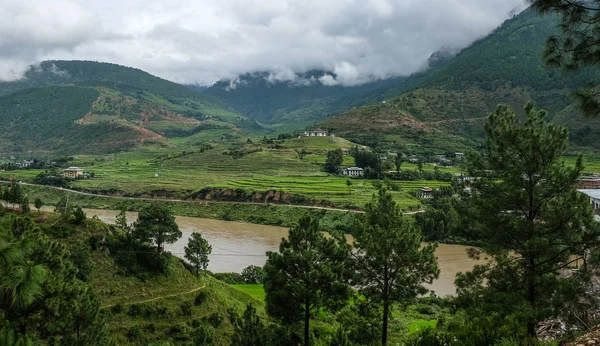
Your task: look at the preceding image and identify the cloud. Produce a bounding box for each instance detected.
[0,0,103,81]
[0,0,527,85]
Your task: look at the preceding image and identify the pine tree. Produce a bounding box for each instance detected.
[231,303,268,346]
[530,0,600,116]
[456,103,600,340]
[325,149,344,174]
[184,232,212,276]
[33,198,43,214]
[351,188,439,345]
[263,216,351,346]
[20,197,30,214]
[133,205,181,254]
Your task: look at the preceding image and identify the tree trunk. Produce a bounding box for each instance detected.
[382,300,389,345]
[527,256,536,338]
[304,304,310,346]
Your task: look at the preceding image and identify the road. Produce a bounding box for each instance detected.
[0,180,424,215]
[100,284,206,309]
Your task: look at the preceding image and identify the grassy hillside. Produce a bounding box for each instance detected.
[0,61,262,155]
[321,8,600,152]
[95,253,261,345]
[12,211,265,346]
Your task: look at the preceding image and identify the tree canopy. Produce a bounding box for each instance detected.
[351,188,439,345]
[134,205,181,254]
[530,0,600,116]
[263,216,351,346]
[455,103,600,341]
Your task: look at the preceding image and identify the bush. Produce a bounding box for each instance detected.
[195,291,208,306]
[73,206,86,224]
[180,301,193,316]
[111,304,123,314]
[128,304,141,317]
[193,325,214,345]
[207,312,224,328]
[241,265,264,284]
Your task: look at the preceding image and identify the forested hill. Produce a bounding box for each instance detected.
[0,61,260,155]
[202,52,454,125]
[320,8,600,152]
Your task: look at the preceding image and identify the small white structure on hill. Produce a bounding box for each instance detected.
[301,129,328,137]
[343,167,364,177]
[417,187,433,199]
[63,167,83,179]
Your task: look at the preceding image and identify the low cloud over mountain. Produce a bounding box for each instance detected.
[1,0,526,85]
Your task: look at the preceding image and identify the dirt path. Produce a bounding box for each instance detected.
[100,284,206,309]
[2,180,424,215]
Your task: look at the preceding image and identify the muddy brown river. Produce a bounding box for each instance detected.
[79,208,484,296]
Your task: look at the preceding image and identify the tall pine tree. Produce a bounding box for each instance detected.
[351,188,439,345]
[456,103,600,340]
[263,216,351,346]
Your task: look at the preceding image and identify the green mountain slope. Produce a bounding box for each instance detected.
[0,61,261,155]
[321,9,600,152]
[202,53,453,126]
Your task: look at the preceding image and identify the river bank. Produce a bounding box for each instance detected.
[19,183,359,231]
[79,207,483,297]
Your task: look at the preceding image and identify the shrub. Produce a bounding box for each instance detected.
[128,304,141,317]
[193,325,214,345]
[195,291,208,306]
[207,312,224,328]
[180,301,193,316]
[111,304,123,314]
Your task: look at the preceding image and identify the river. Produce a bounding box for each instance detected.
[80,208,484,296]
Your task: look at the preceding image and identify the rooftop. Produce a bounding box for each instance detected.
[64,166,82,171]
[345,167,363,171]
[578,189,600,199]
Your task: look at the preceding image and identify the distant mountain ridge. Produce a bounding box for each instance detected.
[0,61,259,155]
[320,8,600,152]
[202,51,454,125]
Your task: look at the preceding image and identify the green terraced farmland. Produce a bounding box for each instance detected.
[211,176,425,209]
[0,136,457,209]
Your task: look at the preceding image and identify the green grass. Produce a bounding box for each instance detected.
[230,284,266,300]
[407,319,437,335]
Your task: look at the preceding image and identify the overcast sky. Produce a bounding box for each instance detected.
[1,0,526,86]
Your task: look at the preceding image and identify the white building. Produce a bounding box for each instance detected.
[578,189,600,221]
[455,153,464,160]
[417,187,433,199]
[301,129,328,137]
[343,167,364,177]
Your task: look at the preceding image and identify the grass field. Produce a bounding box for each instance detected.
[230,284,266,300]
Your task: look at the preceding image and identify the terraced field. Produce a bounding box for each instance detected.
[0,136,456,209]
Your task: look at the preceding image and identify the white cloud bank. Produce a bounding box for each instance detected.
[0,0,526,85]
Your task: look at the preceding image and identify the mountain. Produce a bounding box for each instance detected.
[320,9,600,152]
[0,61,259,155]
[202,53,454,126]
